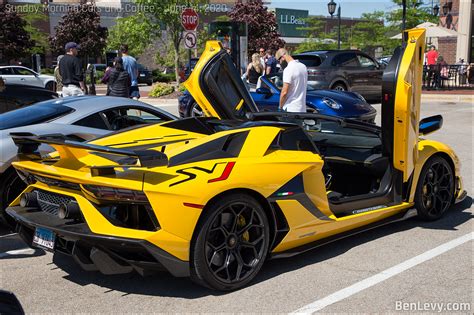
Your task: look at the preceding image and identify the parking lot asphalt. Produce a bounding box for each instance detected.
[0,98,472,313]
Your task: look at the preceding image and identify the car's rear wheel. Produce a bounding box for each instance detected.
[191,193,270,291]
[189,102,203,117]
[331,82,347,91]
[414,156,454,221]
[0,168,26,229]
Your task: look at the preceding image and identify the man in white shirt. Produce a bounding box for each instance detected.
[275,48,308,112]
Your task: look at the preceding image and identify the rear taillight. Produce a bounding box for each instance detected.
[307,69,326,76]
[82,185,148,203]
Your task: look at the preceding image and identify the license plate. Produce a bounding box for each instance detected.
[33,227,55,251]
[140,73,145,77]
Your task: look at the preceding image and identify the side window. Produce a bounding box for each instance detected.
[103,107,166,131]
[357,55,376,68]
[265,76,280,90]
[332,53,359,67]
[294,55,323,67]
[0,68,13,75]
[73,113,109,130]
[13,68,35,76]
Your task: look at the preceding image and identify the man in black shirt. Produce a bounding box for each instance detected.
[59,42,85,97]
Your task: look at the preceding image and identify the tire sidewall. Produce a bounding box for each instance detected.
[192,193,270,291]
[415,156,454,220]
[0,169,25,228]
[189,102,202,118]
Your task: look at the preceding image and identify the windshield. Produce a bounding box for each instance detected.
[0,101,74,130]
[265,74,315,92]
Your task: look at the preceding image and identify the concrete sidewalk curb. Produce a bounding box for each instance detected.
[421,94,473,102]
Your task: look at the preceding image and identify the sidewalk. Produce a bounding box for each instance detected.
[421,92,473,102]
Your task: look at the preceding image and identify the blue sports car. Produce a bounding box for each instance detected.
[178,74,377,123]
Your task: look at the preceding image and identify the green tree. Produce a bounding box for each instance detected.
[386,0,438,30]
[49,5,108,65]
[20,4,48,55]
[294,16,349,53]
[0,5,35,63]
[127,0,207,86]
[351,11,398,55]
[107,12,157,57]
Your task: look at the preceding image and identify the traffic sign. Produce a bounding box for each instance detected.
[181,8,199,31]
[184,31,197,49]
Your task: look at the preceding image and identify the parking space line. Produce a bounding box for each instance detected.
[292,232,473,314]
[0,233,17,238]
[0,248,35,259]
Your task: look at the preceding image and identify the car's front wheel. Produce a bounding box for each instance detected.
[414,156,454,221]
[189,102,203,117]
[191,193,270,291]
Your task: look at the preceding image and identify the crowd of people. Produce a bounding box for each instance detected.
[424,45,471,89]
[244,47,308,113]
[54,43,140,99]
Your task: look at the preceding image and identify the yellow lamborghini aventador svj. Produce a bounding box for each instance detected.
[6,29,465,290]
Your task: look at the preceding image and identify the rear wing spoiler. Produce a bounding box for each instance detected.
[10,132,168,168]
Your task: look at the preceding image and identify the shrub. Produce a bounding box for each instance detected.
[152,69,175,83]
[149,83,174,98]
[41,68,54,75]
[85,70,104,84]
[178,83,187,93]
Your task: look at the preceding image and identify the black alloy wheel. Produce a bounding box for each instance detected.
[189,102,203,117]
[192,193,269,291]
[331,83,347,91]
[0,169,26,229]
[415,156,454,221]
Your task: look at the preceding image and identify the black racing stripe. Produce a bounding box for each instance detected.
[169,162,225,187]
[269,173,333,221]
[168,131,249,167]
[123,138,196,151]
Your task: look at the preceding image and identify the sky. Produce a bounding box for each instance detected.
[268,0,398,18]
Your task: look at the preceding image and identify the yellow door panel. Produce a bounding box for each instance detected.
[393,29,425,182]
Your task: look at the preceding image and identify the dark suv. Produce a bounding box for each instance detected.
[293,50,384,101]
[137,64,153,86]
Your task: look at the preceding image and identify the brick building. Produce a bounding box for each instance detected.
[437,0,472,64]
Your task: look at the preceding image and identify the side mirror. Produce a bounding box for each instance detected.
[419,115,443,136]
[256,87,272,95]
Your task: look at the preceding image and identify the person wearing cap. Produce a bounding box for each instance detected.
[59,42,85,97]
[275,48,307,113]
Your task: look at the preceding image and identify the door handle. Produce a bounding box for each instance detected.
[20,78,25,81]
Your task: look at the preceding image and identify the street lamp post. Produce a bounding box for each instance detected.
[327,0,341,50]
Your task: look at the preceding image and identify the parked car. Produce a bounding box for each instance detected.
[0,96,176,228]
[293,50,384,101]
[92,63,107,72]
[180,58,199,82]
[179,74,376,123]
[377,55,392,67]
[0,66,56,91]
[0,78,58,114]
[5,36,465,291]
[137,64,153,86]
